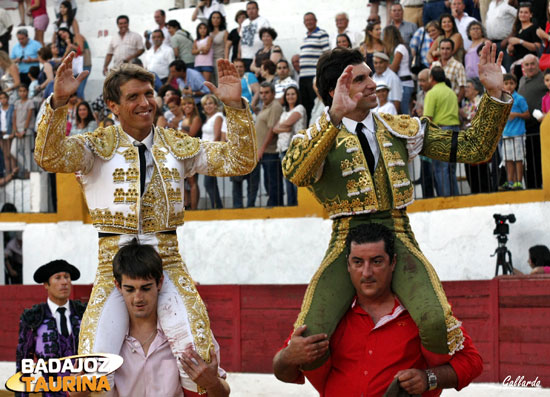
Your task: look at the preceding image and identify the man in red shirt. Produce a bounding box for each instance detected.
[273,223,483,396]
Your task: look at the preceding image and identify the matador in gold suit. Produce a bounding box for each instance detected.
[34,63,256,393]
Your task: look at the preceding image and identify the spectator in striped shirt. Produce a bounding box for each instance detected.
[299,12,329,122]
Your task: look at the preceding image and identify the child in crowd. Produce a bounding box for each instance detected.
[374,82,397,115]
[542,69,550,114]
[192,22,214,82]
[11,85,35,179]
[0,92,17,177]
[27,66,41,100]
[500,73,529,190]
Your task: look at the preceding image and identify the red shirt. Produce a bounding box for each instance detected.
[284,299,483,397]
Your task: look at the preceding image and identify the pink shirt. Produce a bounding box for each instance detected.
[542,93,550,114]
[110,327,184,397]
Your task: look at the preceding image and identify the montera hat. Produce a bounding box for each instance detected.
[33,260,81,283]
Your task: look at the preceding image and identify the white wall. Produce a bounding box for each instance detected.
[3,201,548,285]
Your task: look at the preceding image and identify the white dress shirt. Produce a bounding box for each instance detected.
[144,44,175,80]
[342,113,380,169]
[47,298,73,336]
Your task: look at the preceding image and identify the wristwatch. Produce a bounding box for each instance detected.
[425,369,437,391]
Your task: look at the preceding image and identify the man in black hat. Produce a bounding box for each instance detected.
[15,260,86,397]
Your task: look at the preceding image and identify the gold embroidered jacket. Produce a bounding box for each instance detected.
[35,99,257,233]
[282,93,512,219]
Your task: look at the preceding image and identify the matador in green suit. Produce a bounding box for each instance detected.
[281,46,512,369]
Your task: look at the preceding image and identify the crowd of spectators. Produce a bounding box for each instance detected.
[362,0,549,194]
[0,0,549,209]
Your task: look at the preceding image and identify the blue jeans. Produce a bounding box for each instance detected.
[204,175,223,208]
[280,151,297,206]
[231,165,261,208]
[401,85,414,115]
[77,65,91,99]
[260,153,283,207]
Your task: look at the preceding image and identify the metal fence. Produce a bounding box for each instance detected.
[0,132,543,213]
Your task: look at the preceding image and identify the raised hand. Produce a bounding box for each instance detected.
[328,65,363,126]
[52,52,90,109]
[204,59,243,109]
[478,42,504,99]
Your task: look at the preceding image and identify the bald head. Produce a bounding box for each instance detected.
[523,54,539,78]
[418,69,431,92]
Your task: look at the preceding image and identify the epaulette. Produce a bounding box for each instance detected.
[20,303,46,330]
[157,127,201,160]
[374,112,422,139]
[82,125,119,160]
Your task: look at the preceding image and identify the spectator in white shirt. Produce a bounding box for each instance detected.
[332,12,363,49]
[239,1,270,71]
[372,52,403,112]
[452,0,477,50]
[191,0,226,24]
[144,9,171,50]
[485,0,517,45]
[144,29,175,83]
[103,15,145,75]
[374,82,398,115]
[274,59,298,102]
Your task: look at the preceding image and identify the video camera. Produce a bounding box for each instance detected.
[493,213,516,236]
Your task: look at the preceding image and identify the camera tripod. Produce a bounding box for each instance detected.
[491,234,514,276]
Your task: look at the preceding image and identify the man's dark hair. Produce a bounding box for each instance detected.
[260,81,275,93]
[113,239,163,285]
[169,59,187,73]
[17,28,28,37]
[117,15,129,24]
[529,245,550,268]
[167,19,182,30]
[430,66,446,83]
[277,59,289,68]
[247,1,258,8]
[346,223,395,259]
[439,38,455,51]
[152,29,164,38]
[157,9,166,17]
[316,47,365,107]
[304,11,316,20]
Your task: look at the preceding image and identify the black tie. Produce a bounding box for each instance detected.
[57,307,69,337]
[136,143,147,196]
[355,122,375,175]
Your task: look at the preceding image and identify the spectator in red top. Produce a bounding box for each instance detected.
[273,223,483,397]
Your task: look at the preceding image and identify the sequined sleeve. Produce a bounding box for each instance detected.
[34,97,94,174]
[187,100,258,177]
[282,109,339,187]
[421,93,513,163]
